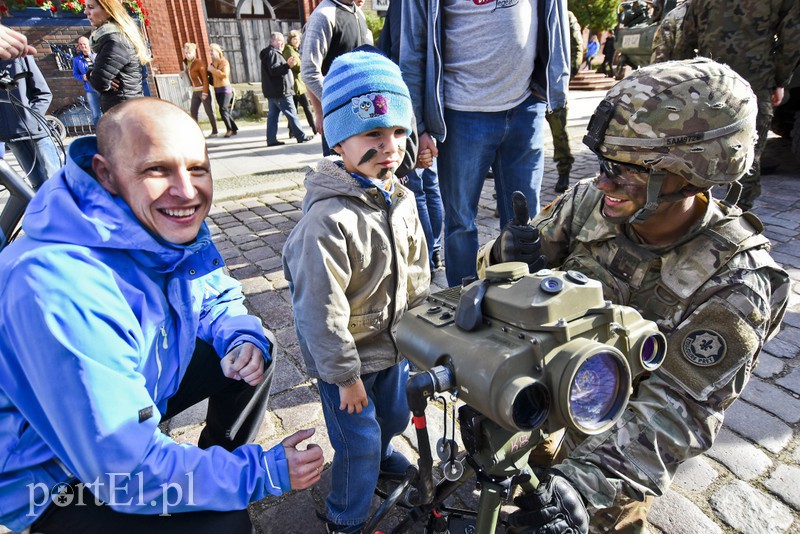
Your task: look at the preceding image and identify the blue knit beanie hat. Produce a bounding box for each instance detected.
[322,49,413,149]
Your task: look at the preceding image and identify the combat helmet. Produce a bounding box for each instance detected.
[583,58,757,223]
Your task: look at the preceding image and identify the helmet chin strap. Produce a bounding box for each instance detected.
[600,170,693,225]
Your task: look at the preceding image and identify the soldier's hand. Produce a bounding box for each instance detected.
[507,473,589,534]
[490,191,547,272]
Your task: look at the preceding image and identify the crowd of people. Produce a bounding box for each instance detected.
[0,0,797,532]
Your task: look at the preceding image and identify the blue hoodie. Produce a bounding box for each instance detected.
[0,137,289,530]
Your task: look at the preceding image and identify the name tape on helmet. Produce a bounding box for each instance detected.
[602,118,748,148]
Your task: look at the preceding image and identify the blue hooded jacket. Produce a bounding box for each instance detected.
[0,137,289,530]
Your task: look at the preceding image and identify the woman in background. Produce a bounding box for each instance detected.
[208,43,238,138]
[282,30,316,135]
[183,42,219,138]
[84,0,149,112]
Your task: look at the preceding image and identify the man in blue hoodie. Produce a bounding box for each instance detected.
[0,98,324,533]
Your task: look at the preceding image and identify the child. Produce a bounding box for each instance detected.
[281,50,431,534]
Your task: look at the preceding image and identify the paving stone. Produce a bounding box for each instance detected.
[649,489,722,534]
[710,480,794,534]
[243,246,277,263]
[763,336,800,359]
[753,352,786,378]
[270,358,306,395]
[224,225,252,237]
[739,376,800,423]
[776,367,800,395]
[238,239,267,252]
[705,428,772,480]
[269,385,323,435]
[723,400,793,454]
[671,455,718,492]
[240,275,274,294]
[165,399,208,433]
[765,464,800,510]
[230,232,259,245]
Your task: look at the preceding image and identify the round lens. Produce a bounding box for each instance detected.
[640,333,666,370]
[569,352,621,430]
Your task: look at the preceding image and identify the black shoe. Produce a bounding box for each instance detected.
[555,174,570,193]
[297,134,314,143]
[267,141,285,147]
[431,250,443,270]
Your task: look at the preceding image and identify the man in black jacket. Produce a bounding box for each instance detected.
[260,32,313,147]
[0,56,62,189]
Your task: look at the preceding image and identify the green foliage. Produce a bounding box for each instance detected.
[364,12,384,44]
[568,0,619,33]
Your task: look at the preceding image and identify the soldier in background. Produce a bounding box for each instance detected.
[673,0,800,211]
[483,58,789,533]
[547,10,583,194]
[650,0,691,63]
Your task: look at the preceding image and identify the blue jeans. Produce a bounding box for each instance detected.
[8,136,63,190]
[85,89,102,126]
[405,160,443,270]
[438,93,546,286]
[266,96,307,144]
[317,361,410,527]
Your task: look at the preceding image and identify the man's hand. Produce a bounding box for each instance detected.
[0,26,37,60]
[287,56,297,68]
[282,428,325,490]
[490,191,547,272]
[221,342,265,386]
[339,378,368,414]
[417,132,438,168]
[201,92,208,101]
[507,474,589,534]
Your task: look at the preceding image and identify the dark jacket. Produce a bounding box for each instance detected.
[89,22,143,112]
[0,57,52,142]
[260,45,293,99]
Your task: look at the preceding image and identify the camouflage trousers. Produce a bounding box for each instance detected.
[545,106,574,177]
[528,429,654,534]
[738,93,774,211]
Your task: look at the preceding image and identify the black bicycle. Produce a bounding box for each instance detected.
[0,68,65,251]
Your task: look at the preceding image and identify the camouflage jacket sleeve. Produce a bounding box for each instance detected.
[672,0,699,62]
[776,0,800,87]
[555,260,789,509]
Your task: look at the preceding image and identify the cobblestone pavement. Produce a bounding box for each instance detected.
[164,129,800,534]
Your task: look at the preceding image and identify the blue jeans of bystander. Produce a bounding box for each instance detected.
[85,89,102,126]
[317,361,411,528]
[8,136,63,190]
[405,159,443,270]
[438,93,546,286]
[266,96,307,144]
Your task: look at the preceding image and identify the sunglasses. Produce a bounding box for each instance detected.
[597,155,650,185]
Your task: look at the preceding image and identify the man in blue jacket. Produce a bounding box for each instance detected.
[0,98,324,533]
[71,35,102,126]
[399,0,570,287]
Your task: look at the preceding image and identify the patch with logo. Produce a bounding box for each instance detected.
[351,93,390,119]
[681,330,726,366]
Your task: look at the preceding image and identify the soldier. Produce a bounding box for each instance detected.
[650,0,691,63]
[547,10,583,194]
[483,58,790,533]
[673,0,800,211]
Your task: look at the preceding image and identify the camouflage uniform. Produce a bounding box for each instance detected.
[481,59,791,533]
[672,0,800,210]
[547,11,582,190]
[650,0,690,64]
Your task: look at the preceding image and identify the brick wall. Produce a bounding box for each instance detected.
[4,14,93,111]
[146,0,210,75]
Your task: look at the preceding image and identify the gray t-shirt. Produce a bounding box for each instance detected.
[442,0,538,112]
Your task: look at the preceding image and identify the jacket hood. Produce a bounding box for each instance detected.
[302,157,378,213]
[22,136,218,275]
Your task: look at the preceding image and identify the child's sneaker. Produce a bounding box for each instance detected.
[379,450,411,477]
